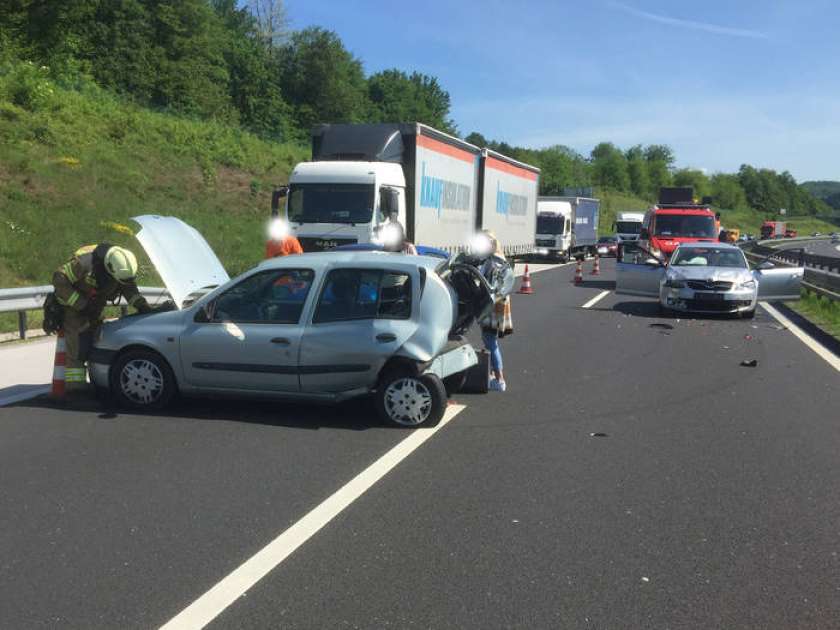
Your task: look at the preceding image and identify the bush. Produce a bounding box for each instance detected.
[1,61,58,111]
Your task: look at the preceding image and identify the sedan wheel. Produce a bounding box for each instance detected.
[376,372,446,428]
[111,349,176,410]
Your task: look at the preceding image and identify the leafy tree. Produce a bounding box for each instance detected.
[644,144,674,195]
[710,173,747,210]
[590,142,629,191]
[277,27,369,130]
[673,168,710,199]
[368,69,455,133]
[625,144,649,198]
[464,131,487,147]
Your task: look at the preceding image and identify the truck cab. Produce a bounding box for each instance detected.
[535,201,572,260]
[614,212,645,241]
[286,161,406,252]
[638,205,718,260]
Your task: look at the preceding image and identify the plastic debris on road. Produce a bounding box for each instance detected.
[740,359,758,367]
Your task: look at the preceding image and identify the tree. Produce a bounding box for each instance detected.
[710,173,747,210]
[278,27,369,130]
[673,168,710,199]
[625,144,649,197]
[464,131,487,147]
[590,142,629,191]
[367,69,455,133]
[247,0,287,47]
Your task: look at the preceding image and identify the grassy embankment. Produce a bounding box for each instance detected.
[786,290,840,339]
[0,64,307,333]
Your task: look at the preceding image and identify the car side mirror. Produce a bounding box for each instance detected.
[640,228,650,239]
[271,185,289,217]
[194,301,214,323]
[380,186,399,219]
[757,261,775,270]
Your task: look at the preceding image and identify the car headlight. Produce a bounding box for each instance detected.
[664,277,686,288]
[740,279,756,289]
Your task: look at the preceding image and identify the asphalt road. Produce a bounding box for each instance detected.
[2,259,840,629]
[802,238,840,259]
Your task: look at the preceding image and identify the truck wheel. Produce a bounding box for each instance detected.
[443,370,468,395]
[110,349,176,411]
[376,370,446,428]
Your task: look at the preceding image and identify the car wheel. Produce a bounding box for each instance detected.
[376,371,446,428]
[110,349,176,411]
[741,308,756,320]
[443,370,468,396]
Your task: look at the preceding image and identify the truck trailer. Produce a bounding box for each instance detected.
[534,196,600,260]
[273,123,539,256]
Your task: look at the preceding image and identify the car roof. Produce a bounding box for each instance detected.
[256,251,444,273]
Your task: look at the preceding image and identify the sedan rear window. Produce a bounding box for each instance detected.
[314,269,412,323]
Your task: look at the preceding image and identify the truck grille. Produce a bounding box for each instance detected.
[298,237,358,252]
[536,239,556,247]
[686,280,733,292]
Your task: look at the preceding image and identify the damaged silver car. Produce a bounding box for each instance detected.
[90,216,509,427]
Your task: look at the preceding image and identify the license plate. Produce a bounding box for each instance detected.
[695,292,724,301]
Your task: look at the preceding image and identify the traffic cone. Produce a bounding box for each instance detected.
[518,265,534,294]
[591,255,601,275]
[574,258,583,285]
[50,331,66,399]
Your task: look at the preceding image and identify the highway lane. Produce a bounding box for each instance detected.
[803,238,840,259]
[2,259,840,629]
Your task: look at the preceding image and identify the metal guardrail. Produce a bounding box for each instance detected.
[741,241,840,302]
[0,286,169,340]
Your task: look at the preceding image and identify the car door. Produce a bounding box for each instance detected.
[299,267,416,393]
[755,265,804,301]
[179,268,316,392]
[615,242,665,297]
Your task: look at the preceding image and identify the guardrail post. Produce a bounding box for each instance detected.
[120,305,128,317]
[18,310,27,340]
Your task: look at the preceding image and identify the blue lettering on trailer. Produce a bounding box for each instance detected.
[495,182,528,217]
[419,163,471,217]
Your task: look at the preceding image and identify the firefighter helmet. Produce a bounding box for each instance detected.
[104,246,138,282]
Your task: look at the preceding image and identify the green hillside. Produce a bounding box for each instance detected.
[801,180,840,210]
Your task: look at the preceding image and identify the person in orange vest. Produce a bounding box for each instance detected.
[265,218,303,258]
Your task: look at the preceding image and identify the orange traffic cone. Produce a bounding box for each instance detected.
[518,265,534,294]
[574,258,583,284]
[591,255,601,275]
[51,331,66,399]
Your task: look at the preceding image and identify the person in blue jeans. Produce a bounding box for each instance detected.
[477,231,514,392]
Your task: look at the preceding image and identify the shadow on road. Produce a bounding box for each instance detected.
[577,279,616,290]
[14,393,389,431]
[605,300,764,322]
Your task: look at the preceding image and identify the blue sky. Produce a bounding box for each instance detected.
[284,0,839,181]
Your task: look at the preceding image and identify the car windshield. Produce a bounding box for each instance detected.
[537,215,564,234]
[654,214,716,238]
[288,183,375,224]
[615,221,641,234]
[598,236,616,243]
[671,247,747,268]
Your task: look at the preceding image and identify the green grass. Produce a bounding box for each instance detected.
[786,289,840,340]
[0,60,307,334]
[597,190,650,235]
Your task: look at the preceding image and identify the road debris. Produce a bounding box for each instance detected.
[649,323,674,330]
[590,432,608,437]
[740,359,758,367]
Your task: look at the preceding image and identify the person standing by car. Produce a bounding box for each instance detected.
[265,218,303,258]
[477,231,513,392]
[51,244,152,391]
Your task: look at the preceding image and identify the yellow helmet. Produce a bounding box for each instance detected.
[104,246,138,282]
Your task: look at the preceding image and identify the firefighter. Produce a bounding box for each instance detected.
[52,244,152,390]
[265,218,303,258]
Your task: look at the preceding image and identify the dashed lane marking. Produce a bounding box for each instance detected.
[760,302,840,373]
[581,290,611,309]
[159,404,467,630]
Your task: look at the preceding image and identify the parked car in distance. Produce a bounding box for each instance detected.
[91,216,509,428]
[615,242,803,318]
[596,236,618,257]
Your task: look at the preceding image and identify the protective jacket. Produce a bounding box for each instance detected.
[265,236,304,258]
[52,243,150,318]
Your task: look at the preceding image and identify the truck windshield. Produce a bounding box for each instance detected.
[537,215,564,234]
[288,184,375,224]
[654,214,716,238]
[615,221,641,234]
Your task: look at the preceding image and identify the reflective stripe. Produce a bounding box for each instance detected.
[75,245,96,257]
[85,275,98,287]
[62,263,77,283]
[64,368,87,383]
[65,291,81,307]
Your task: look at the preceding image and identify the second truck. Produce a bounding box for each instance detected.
[272,123,540,257]
[534,196,600,260]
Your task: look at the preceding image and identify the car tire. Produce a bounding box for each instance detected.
[741,308,756,320]
[443,370,468,396]
[110,348,176,411]
[376,370,446,428]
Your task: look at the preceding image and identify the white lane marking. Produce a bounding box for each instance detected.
[0,386,51,408]
[159,404,466,630]
[760,302,840,373]
[581,291,611,309]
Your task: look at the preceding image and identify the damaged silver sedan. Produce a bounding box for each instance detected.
[90,216,507,427]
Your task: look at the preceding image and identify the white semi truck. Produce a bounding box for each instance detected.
[535,196,600,260]
[614,211,645,241]
[271,123,539,256]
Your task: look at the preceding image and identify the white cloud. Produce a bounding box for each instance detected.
[609,2,770,40]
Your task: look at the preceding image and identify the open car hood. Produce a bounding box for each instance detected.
[132,215,230,308]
